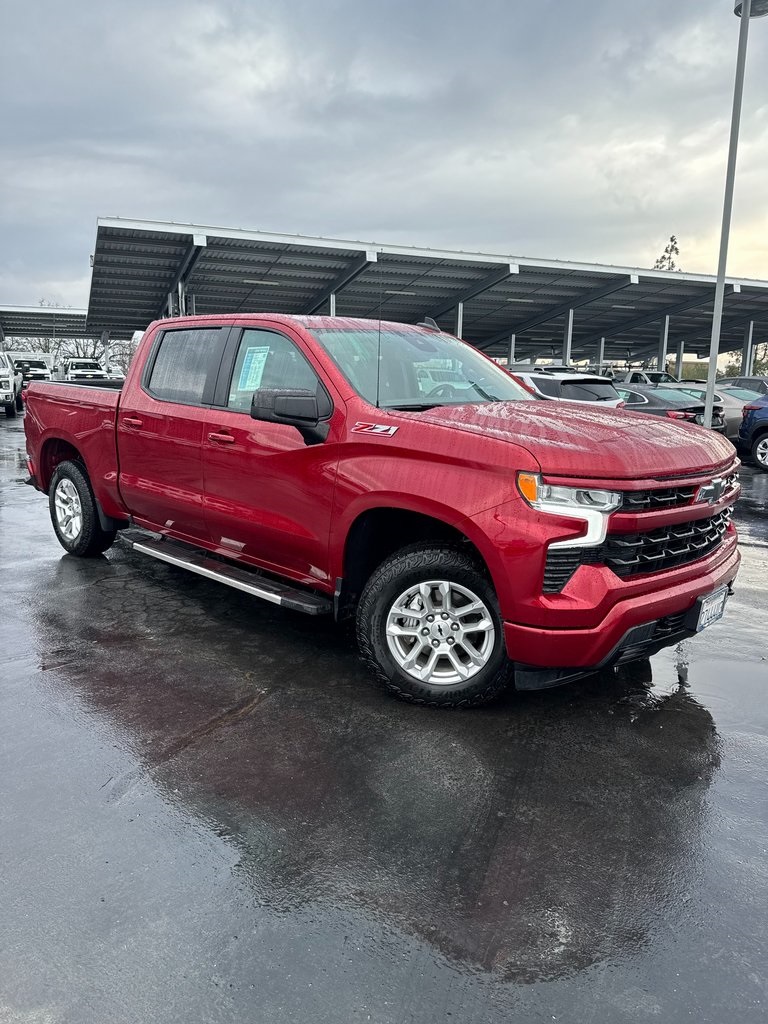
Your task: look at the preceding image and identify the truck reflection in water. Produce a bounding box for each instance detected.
[36,550,721,984]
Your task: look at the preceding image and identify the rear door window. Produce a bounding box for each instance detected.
[146,328,225,405]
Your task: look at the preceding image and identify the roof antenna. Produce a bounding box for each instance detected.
[417,316,440,331]
[375,271,383,409]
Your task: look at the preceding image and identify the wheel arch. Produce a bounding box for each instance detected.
[335,502,499,619]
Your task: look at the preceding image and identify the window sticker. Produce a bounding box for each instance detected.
[238,346,270,391]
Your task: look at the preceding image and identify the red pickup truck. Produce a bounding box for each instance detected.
[24,314,740,707]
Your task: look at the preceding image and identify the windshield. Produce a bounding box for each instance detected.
[310,327,530,408]
[646,372,677,383]
[70,361,102,370]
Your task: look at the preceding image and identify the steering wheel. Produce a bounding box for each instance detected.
[426,383,460,399]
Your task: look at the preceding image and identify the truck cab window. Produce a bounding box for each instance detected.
[227,330,319,412]
[147,328,223,405]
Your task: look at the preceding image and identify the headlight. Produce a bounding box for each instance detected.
[517,473,621,513]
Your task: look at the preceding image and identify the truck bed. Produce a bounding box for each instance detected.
[23,380,124,518]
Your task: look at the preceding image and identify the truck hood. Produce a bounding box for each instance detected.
[413,401,735,480]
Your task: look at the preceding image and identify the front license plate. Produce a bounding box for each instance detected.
[696,586,728,632]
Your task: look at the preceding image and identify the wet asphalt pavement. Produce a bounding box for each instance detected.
[1,413,767,1024]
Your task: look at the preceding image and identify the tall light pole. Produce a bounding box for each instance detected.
[703,0,768,428]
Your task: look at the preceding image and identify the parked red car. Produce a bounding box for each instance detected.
[24,315,741,706]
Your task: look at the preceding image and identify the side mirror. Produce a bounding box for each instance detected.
[250,387,331,444]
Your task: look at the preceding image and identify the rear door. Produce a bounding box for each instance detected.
[117,325,229,544]
[202,325,340,586]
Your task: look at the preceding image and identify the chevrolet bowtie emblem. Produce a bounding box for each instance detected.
[695,478,725,505]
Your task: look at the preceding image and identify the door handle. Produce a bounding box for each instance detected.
[123,417,143,428]
[208,431,236,444]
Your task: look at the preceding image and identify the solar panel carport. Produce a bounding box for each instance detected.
[0,305,96,342]
[80,216,768,372]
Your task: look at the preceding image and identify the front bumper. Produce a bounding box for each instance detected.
[504,540,740,678]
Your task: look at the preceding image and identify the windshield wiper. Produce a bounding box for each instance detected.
[383,403,443,411]
[466,380,501,402]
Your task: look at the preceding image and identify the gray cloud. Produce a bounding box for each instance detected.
[2,0,767,306]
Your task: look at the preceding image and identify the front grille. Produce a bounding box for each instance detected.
[543,510,732,592]
[620,471,738,512]
[602,509,731,577]
[621,486,696,511]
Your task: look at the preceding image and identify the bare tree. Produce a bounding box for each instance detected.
[654,236,681,272]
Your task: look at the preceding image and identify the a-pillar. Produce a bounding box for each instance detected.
[740,321,754,374]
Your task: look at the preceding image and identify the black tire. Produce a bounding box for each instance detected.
[4,402,16,419]
[751,432,768,472]
[48,460,117,557]
[356,544,512,708]
[15,392,24,411]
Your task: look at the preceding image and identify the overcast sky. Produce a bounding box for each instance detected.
[2,0,767,308]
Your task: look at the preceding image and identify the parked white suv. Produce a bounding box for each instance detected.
[508,368,625,408]
[0,352,23,418]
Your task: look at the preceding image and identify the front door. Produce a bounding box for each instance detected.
[202,326,339,587]
[117,325,228,544]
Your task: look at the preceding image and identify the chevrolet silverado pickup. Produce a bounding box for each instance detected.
[24,314,741,707]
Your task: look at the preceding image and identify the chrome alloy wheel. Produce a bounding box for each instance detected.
[755,436,768,468]
[54,477,83,541]
[385,580,496,685]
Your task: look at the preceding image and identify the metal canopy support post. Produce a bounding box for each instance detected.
[508,334,516,365]
[562,309,574,365]
[657,315,670,370]
[597,336,605,370]
[455,302,464,339]
[157,234,208,319]
[704,0,753,428]
[675,340,685,378]
[741,320,754,372]
[329,293,336,317]
[189,294,196,315]
[100,330,110,368]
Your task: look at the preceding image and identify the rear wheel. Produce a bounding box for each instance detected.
[752,433,768,472]
[49,460,117,556]
[356,544,512,707]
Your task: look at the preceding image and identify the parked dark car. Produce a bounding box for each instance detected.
[615,385,727,433]
[737,394,768,471]
[728,375,768,396]
[667,384,762,442]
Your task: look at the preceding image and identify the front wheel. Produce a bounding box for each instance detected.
[15,392,24,411]
[356,544,512,707]
[752,433,768,472]
[4,402,16,418]
[48,460,117,556]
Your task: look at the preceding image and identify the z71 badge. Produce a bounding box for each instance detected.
[352,422,399,437]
